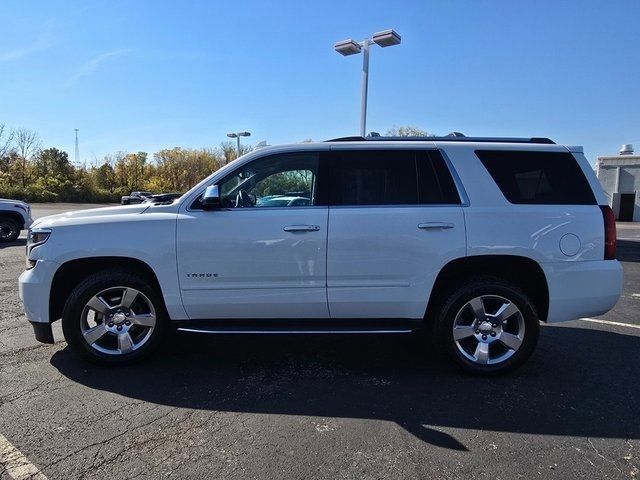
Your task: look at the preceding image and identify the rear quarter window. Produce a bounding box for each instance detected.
[475,150,596,205]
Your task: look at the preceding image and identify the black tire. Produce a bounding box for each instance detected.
[62,268,168,365]
[0,217,20,243]
[434,276,539,376]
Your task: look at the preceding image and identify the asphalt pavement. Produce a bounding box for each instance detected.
[1,204,638,479]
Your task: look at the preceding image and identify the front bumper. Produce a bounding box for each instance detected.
[19,259,59,326]
[30,321,54,344]
[542,260,623,323]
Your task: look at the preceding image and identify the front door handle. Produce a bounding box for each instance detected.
[283,225,321,232]
[418,222,454,230]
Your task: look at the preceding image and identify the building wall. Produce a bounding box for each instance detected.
[597,165,617,197]
[596,157,640,222]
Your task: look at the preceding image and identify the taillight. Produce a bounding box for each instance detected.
[600,205,617,260]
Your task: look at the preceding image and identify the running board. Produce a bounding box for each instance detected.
[172,319,421,334]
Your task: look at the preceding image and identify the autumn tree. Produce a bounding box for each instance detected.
[153,148,223,192]
[386,126,432,137]
[13,128,41,188]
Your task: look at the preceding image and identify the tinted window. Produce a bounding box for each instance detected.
[476,150,596,205]
[418,150,462,204]
[329,150,461,206]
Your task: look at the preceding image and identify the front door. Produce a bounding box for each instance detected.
[177,151,329,319]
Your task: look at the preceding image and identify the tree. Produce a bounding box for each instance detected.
[153,147,223,192]
[33,148,73,179]
[218,141,252,165]
[0,123,14,158]
[113,151,148,191]
[94,162,117,193]
[386,126,432,137]
[13,128,41,188]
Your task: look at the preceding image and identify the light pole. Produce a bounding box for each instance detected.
[334,29,401,137]
[227,131,251,159]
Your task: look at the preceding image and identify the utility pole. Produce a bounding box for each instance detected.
[74,129,80,165]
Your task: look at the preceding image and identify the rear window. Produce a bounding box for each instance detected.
[476,150,596,205]
[328,149,461,206]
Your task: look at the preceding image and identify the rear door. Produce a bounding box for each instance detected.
[326,148,466,319]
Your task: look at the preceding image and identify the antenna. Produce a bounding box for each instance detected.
[74,129,79,165]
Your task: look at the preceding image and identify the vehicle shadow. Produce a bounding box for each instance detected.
[618,239,640,263]
[0,238,26,249]
[50,325,640,451]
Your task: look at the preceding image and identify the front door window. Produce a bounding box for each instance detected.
[218,153,319,208]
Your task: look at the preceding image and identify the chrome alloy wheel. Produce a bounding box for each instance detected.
[80,286,156,355]
[452,295,525,366]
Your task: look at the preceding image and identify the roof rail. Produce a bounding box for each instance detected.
[326,135,555,144]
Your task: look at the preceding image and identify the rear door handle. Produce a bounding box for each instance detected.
[283,225,321,232]
[418,222,454,230]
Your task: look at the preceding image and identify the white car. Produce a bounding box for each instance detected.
[0,198,33,242]
[257,196,311,207]
[19,135,622,375]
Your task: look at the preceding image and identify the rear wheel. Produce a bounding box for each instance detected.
[0,217,20,242]
[62,269,168,365]
[435,277,539,375]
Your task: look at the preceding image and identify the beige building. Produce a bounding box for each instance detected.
[597,144,640,222]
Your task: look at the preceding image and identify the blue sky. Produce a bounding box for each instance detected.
[1,0,639,164]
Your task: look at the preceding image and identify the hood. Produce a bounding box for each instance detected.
[32,204,150,228]
[0,198,29,207]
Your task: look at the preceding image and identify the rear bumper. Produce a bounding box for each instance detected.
[542,260,623,323]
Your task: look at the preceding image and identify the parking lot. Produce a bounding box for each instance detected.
[1,204,639,479]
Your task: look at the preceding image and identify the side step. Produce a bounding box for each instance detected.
[172,319,421,334]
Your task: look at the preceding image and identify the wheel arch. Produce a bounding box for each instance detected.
[50,256,166,323]
[426,255,549,322]
[0,211,25,229]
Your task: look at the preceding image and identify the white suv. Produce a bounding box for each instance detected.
[0,198,32,242]
[19,136,622,374]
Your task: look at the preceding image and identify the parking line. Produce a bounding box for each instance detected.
[578,318,640,330]
[0,434,47,480]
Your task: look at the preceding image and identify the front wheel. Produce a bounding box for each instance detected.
[435,277,539,376]
[0,218,20,243]
[62,269,168,365]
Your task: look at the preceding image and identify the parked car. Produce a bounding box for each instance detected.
[121,191,152,205]
[143,193,182,204]
[19,135,622,375]
[257,196,311,207]
[0,198,33,242]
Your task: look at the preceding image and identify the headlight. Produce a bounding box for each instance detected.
[28,228,52,247]
[26,228,51,270]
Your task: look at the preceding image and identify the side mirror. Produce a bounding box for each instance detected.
[202,185,222,210]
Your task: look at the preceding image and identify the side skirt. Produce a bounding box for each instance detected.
[171,318,423,334]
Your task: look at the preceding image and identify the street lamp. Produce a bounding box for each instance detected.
[334,29,401,137]
[227,131,251,159]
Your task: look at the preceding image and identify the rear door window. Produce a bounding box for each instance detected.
[328,149,461,206]
[476,150,596,205]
